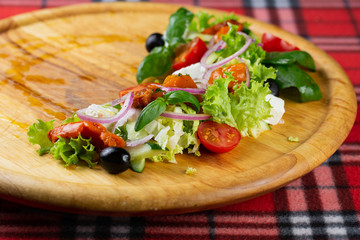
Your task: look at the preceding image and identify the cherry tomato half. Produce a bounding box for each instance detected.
[163,74,198,88]
[197,121,241,153]
[208,63,247,89]
[261,33,300,52]
[172,37,208,71]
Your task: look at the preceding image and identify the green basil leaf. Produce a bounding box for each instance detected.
[136,46,172,83]
[135,98,167,131]
[263,51,316,72]
[163,90,200,113]
[165,7,194,50]
[274,64,322,102]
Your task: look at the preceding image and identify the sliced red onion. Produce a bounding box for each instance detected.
[200,40,225,69]
[126,134,154,147]
[161,111,211,121]
[77,92,134,124]
[111,108,137,133]
[200,32,253,70]
[160,86,206,95]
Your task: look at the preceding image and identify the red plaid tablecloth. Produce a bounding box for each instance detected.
[0,0,359,239]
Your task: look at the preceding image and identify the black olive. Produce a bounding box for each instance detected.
[99,147,130,174]
[145,33,165,52]
[264,79,279,97]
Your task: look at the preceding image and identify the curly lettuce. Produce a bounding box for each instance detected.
[27,119,54,155]
[27,120,97,167]
[50,135,97,168]
[202,72,272,137]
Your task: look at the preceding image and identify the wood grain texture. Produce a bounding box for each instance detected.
[0,2,356,215]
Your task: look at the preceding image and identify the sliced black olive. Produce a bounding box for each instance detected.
[264,79,279,97]
[145,33,165,52]
[99,147,130,174]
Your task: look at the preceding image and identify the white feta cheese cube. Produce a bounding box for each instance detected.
[265,94,285,125]
[172,62,206,82]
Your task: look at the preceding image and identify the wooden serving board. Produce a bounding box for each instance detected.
[0,2,356,215]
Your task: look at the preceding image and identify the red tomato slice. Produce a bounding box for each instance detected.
[197,121,241,153]
[261,33,300,52]
[172,37,208,71]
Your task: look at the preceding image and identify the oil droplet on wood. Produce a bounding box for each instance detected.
[1,116,28,131]
[25,75,65,84]
[66,165,77,170]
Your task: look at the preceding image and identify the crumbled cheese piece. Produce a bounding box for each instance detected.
[288,136,299,142]
[173,63,206,82]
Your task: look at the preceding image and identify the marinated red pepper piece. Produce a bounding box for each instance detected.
[47,121,125,150]
[118,83,164,109]
[201,19,242,35]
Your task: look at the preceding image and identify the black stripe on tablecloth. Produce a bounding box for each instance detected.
[273,188,292,239]
[129,216,146,239]
[291,0,309,39]
[343,0,360,46]
[94,216,112,239]
[59,213,78,239]
[207,210,216,240]
[41,0,47,8]
[329,152,360,238]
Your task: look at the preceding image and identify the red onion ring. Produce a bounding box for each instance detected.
[160,111,211,121]
[111,108,137,133]
[200,32,253,70]
[76,92,134,124]
[126,134,154,147]
[200,40,225,69]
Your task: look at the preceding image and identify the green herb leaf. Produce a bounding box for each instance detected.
[163,90,200,113]
[27,119,54,155]
[165,7,194,50]
[135,98,167,131]
[62,113,80,125]
[136,46,172,83]
[274,64,322,102]
[263,51,316,71]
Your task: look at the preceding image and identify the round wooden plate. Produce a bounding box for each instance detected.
[0,2,356,215]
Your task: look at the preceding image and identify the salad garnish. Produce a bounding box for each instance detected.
[27,7,322,175]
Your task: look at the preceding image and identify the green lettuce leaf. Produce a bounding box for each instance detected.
[230,81,272,137]
[201,72,237,127]
[50,134,97,168]
[202,72,272,137]
[62,113,80,124]
[27,119,54,155]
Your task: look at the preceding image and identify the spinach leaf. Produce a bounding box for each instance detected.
[274,64,322,102]
[136,7,194,83]
[165,7,194,50]
[263,51,315,71]
[136,46,172,83]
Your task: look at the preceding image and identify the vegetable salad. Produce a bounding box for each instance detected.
[28,7,321,174]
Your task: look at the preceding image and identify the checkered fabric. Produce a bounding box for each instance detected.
[0,0,359,239]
